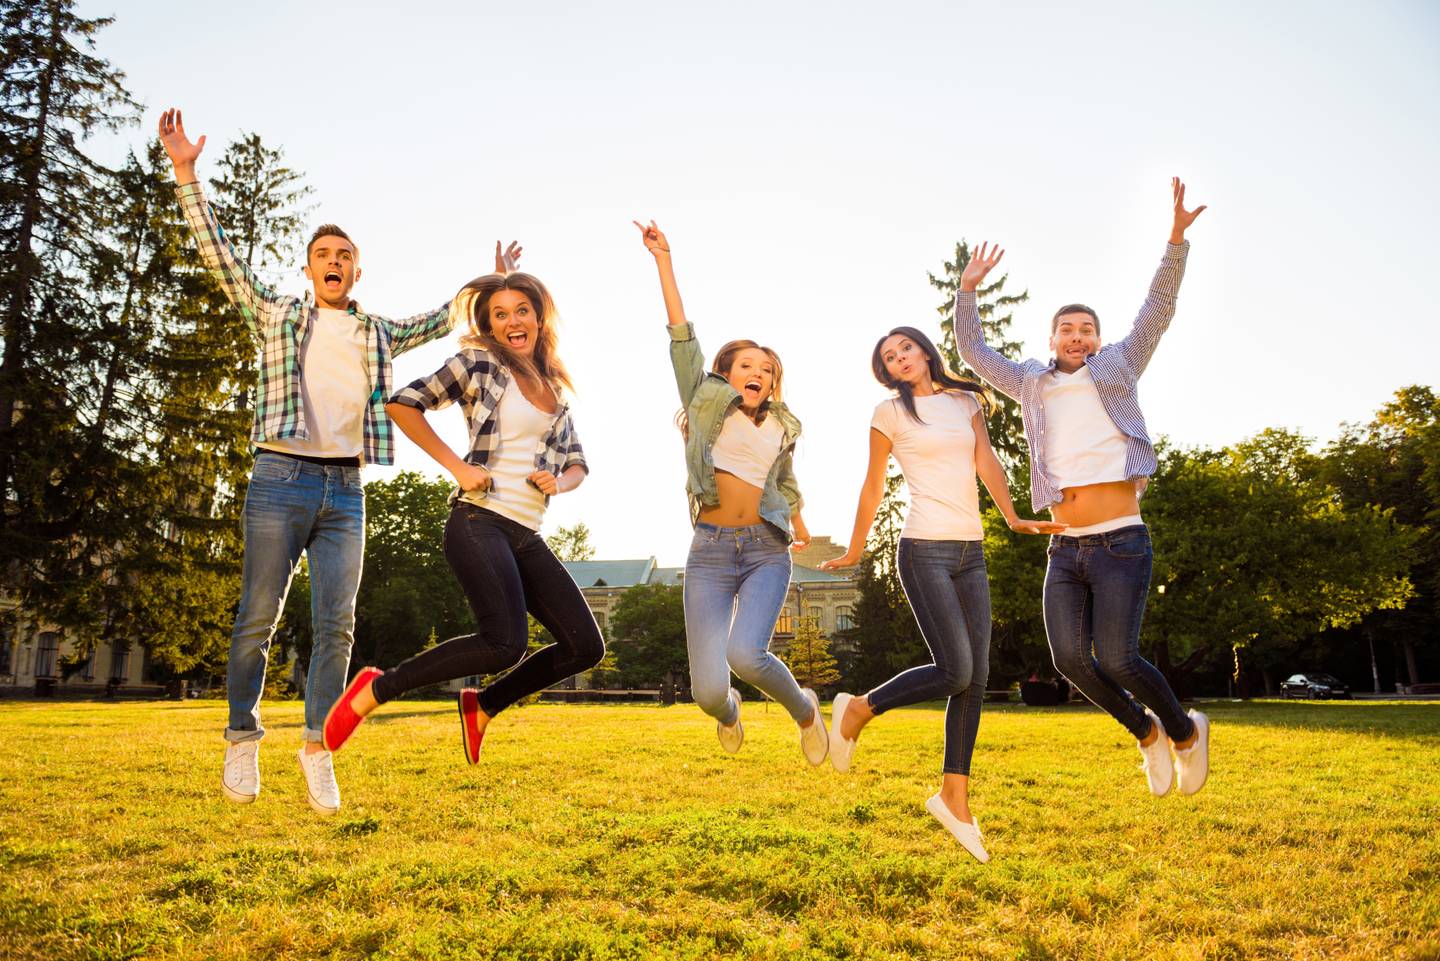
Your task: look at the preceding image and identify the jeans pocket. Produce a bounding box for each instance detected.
[1105,530,1151,559]
[251,455,299,483]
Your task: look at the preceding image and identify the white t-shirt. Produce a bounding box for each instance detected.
[711,408,784,489]
[256,307,368,458]
[1040,365,1129,490]
[870,391,984,541]
[463,380,553,530]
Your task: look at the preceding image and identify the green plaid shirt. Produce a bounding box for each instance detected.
[176,181,455,465]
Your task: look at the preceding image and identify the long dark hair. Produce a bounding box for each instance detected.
[457,271,574,395]
[870,326,990,424]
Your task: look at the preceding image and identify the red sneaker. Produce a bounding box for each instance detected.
[323,666,382,752]
[459,688,485,764]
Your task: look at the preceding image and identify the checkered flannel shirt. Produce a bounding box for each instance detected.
[176,180,455,465]
[388,348,587,502]
[954,242,1191,509]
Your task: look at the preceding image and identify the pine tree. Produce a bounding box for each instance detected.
[781,616,840,691]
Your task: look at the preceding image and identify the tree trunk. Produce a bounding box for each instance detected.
[1368,629,1382,694]
[1403,639,1421,687]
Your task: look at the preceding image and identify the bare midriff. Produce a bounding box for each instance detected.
[1049,480,1142,528]
[697,470,765,527]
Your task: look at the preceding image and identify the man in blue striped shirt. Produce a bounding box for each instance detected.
[956,178,1212,801]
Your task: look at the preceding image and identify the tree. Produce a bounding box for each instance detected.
[781,617,840,691]
[546,522,595,562]
[609,583,686,690]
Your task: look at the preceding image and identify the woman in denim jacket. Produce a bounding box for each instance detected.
[635,220,828,766]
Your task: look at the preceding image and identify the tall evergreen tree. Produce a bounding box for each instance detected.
[781,616,841,691]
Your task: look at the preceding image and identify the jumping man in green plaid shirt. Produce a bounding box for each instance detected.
[158,108,516,815]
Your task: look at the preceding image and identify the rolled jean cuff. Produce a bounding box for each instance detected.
[300,726,324,743]
[864,689,902,717]
[224,727,265,744]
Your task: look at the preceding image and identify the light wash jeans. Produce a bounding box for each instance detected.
[684,522,812,725]
[225,452,365,743]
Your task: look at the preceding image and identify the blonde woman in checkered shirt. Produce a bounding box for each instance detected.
[322,271,604,772]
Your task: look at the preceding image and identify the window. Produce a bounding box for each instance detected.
[80,648,95,680]
[775,607,793,634]
[0,622,11,675]
[808,607,823,630]
[836,607,854,631]
[109,646,130,682]
[593,612,606,632]
[35,632,60,678]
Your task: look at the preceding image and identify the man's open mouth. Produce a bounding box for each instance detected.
[324,271,342,285]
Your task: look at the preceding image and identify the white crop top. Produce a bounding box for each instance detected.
[711,408,783,489]
[870,391,984,541]
[461,380,553,530]
[1040,365,1129,490]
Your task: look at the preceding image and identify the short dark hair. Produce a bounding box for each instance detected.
[1051,303,1099,335]
[307,224,357,261]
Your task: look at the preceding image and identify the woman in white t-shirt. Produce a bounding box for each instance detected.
[821,326,1062,862]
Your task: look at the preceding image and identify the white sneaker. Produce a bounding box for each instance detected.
[798,689,828,766]
[297,746,341,815]
[1175,709,1210,796]
[925,793,990,864]
[1138,709,1174,797]
[829,692,858,773]
[222,740,260,804]
[717,687,744,753]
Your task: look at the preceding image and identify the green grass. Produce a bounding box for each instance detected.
[2,699,1437,960]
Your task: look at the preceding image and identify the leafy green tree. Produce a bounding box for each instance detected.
[609,583,686,690]
[980,505,1051,679]
[546,522,596,561]
[781,617,841,691]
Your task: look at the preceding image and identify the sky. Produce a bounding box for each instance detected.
[88,0,1440,566]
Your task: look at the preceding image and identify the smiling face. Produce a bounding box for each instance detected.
[304,232,360,309]
[879,334,931,388]
[1050,310,1101,373]
[725,347,777,410]
[485,288,539,357]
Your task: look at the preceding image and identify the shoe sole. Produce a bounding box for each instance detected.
[1179,713,1211,796]
[221,781,257,804]
[830,693,856,773]
[459,689,483,765]
[305,788,339,816]
[717,687,743,753]
[801,689,828,766]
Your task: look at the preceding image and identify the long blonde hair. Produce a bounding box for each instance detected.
[456,272,574,394]
[676,339,785,437]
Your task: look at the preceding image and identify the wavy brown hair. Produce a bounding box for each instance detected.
[457,271,573,394]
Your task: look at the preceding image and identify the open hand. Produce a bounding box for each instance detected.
[1170,177,1206,243]
[528,470,559,496]
[633,219,670,255]
[1008,517,1068,535]
[157,108,205,176]
[453,463,492,494]
[960,241,1004,293]
[494,240,523,274]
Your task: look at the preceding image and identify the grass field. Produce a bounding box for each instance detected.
[2,698,1437,960]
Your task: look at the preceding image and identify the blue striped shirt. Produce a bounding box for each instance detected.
[954,242,1190,509]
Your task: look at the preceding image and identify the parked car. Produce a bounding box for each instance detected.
[1280,673,1351,699]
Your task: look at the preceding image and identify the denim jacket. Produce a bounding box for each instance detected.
[668,323,803,541]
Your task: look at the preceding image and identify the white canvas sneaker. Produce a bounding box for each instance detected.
[717,687,744,753]
[1174,709,1210,796]
[1138,708,1174,797]
[222,741,260,804]
[925,793,990,864]
[798,688,828,766]
[829,692,858,773]
[297,746,341,815]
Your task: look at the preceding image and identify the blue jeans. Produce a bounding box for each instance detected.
[869,538,991,776]
[684,523,812,724]
[226,452,365,744]
[1043,525,1194,742]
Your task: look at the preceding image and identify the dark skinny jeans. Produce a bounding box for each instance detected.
[868,538,991,776]
[1042,524,1193,742]
[371,504,605,715]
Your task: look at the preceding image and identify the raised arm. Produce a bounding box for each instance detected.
[158,108,287,331]
[1114,177,1205,376]
[954,242,1027,400]
[635,219,705,408]
[971,410,1066,535]
[819,428,894,571]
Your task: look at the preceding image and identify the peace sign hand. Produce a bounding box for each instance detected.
[633,219,670,257]
[1170,177,1207,243]
[959,241,1004,293]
